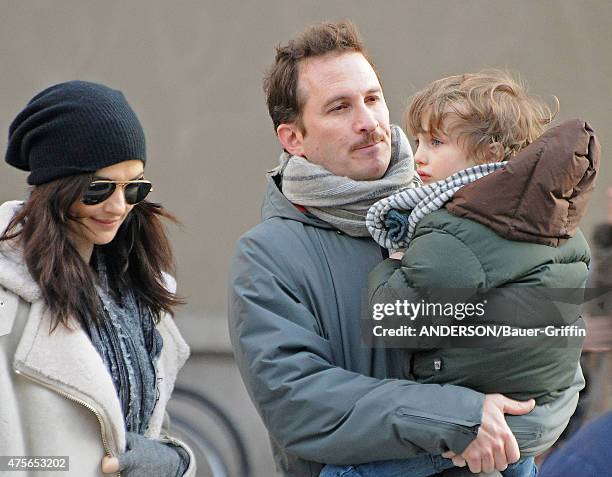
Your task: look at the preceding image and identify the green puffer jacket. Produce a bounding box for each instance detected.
[369,209,590,404]
[370,119,599,406]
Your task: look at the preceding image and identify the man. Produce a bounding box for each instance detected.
[228,21,583,477]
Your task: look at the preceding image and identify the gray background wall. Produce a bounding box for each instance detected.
[1,2,610,475]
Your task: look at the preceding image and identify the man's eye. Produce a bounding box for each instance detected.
[366,95,379,103]
[331,104,348,112]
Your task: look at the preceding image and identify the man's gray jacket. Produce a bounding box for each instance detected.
[228,173,584,477]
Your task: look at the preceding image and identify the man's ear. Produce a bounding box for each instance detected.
[489,142,505,162]
[277,123,305,157]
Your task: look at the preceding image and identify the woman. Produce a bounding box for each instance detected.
[0,81,194,476]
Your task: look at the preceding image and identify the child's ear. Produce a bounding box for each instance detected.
[489,142,505,162]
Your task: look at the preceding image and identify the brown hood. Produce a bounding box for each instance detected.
[446,119,600,246]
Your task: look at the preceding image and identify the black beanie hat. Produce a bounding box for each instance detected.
[5,80,146,185]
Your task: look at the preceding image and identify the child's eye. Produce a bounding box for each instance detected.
[431,138,443,146]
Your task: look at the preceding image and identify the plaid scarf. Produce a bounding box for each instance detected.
[367,163,505,249]
[276,125,420,237]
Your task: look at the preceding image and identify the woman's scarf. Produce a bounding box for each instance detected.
[83,250,163,434]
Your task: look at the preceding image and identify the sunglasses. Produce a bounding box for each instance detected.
[81,179,153,206]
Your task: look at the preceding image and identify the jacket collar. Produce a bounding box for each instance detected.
[261,173,335,230]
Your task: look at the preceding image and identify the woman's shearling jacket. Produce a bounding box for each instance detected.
[0,200,195,477]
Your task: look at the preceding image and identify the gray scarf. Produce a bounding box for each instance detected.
[276,125,419,237]
[367,162,505,249]
[84,250,163,435]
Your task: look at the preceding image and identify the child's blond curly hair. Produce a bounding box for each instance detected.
[406,70,557,164]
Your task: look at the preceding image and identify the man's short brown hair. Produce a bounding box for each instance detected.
[406,70,557,164]
[264,20,376,132]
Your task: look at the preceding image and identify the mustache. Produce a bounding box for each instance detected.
[351,129,388,151]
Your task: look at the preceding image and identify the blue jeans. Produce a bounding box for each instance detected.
[320,455,536,477]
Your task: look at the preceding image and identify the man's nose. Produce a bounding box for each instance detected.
[354,104,379,133]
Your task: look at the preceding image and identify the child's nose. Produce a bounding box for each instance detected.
[414,147,426,165]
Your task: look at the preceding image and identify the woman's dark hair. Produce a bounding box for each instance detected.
[0,173,183,331]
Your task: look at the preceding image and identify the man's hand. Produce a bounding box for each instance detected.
[444,394,535,473]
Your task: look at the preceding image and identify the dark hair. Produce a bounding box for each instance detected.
[263,20,377,132]
[0,174,183,331]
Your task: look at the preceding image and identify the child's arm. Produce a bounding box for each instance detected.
[369,228,486,304]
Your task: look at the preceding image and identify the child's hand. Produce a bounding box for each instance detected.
[389,251,405,260]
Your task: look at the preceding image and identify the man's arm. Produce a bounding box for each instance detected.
[228,230,484,465]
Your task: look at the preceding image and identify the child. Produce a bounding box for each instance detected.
[321,71,598,476]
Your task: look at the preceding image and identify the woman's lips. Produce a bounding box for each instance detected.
[92,218,119,227]
[417,170,430,180]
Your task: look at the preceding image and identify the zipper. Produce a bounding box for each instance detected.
[14,367,121,477]
[396,407,479,428]
[396,409,480,438]
[396,408,541,438]
[508,427,541,438]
